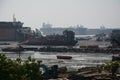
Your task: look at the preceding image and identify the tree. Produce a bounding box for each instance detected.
[0,54,43,80]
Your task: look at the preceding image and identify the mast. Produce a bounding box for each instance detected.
[13,14,16,22]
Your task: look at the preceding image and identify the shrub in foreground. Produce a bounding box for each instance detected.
[0,54,43,80]
[102,61,120,76]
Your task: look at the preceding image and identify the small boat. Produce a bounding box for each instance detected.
[56,55,72,59]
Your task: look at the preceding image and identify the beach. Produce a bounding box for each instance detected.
[0,41,118,80]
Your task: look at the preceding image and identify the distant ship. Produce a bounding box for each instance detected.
[21,30,78,46]
[40,23,87,35]
[40,23,114,35]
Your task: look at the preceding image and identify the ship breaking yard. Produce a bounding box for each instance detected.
[1,0,120,79]
[0,34,120,80]
[0,34,119,53]
[0,21,120,80]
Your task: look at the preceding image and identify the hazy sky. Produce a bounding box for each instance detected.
[0,0,120,29]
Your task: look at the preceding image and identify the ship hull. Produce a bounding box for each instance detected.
[56,55,72,59]
[21,38,77,46]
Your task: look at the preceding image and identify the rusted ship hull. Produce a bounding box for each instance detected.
[56,55,72,59]
[21,38,77,46]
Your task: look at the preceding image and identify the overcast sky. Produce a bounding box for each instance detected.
[0,0,120,29]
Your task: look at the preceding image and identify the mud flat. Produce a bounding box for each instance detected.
[48,66,120,80]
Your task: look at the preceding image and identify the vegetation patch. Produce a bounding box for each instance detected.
[0,54,43,80]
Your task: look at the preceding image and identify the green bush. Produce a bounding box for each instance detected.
[0,54,43,80]
[102,61,120,76]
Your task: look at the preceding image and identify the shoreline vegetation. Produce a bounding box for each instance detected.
[0,54,120,80]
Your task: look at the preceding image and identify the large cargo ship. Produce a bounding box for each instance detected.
[21,30,77,46]
[21,38,77,46]
[40,23,87,35]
